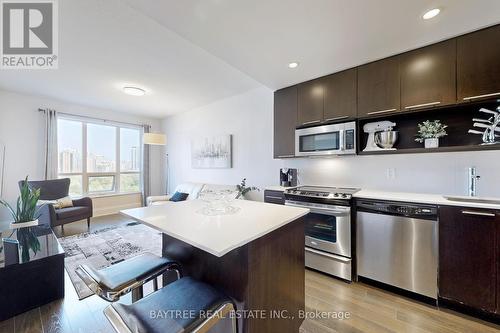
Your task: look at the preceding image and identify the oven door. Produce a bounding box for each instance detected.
[286,201,351,257]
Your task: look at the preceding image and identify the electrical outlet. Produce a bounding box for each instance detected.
[386,168,396,180]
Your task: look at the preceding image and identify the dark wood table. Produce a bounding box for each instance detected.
[0,225,65,321]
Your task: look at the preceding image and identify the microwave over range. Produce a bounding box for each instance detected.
[295,121,356,156]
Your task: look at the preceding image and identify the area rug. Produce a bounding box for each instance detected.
[59,222,162,300]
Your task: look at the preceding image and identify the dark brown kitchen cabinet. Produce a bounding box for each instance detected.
[357,56,400,118]
[400,39,456,111]
[274,86,297,158]
[323,69,357,122]
[264,190,285,205]
[439,206,498,313]
[498,220,500,315]
[297,79,325,126]
[457,25,500,102]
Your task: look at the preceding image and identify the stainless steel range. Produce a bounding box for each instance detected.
[284,186,359,281]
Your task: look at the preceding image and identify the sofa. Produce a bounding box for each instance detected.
[146,182,239,206]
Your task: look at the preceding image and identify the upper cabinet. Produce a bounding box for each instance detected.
[323,69,357,122]
[274,86,298,158]
[297,69,357,126]
[272,24,500,157]
[357,56,400,118]
[297,79,325,126]
[457,25,500,102]
[400,39,456,111]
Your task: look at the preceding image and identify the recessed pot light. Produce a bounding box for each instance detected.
[423,8,441,20]
[123,86,146,96]
[288,62,299,69]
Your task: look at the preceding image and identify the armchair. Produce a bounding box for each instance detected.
[18,178,93,231]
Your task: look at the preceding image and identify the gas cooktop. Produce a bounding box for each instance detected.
[285,186,360,200]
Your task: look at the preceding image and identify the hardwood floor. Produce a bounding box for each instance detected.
[1,215,498,333]
[302,270,499,333]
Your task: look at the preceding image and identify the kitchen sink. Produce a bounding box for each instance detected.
[443,195,500,205]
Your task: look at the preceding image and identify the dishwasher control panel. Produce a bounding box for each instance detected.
[356,200,438,219]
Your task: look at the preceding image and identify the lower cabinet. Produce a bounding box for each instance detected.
[438,206,499,314]
[264,190,285,205]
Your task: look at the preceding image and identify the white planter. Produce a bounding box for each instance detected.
[424,138,439,149]
[9,219,39,229]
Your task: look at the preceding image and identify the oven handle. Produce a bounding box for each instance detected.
[285,202,350,216]
[305,247,351,263]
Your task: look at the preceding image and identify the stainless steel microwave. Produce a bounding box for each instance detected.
[295,121,356,156]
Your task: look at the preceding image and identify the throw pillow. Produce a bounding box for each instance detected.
[38,199,59,208]
[56,196,74,209]
[169,192,189,202]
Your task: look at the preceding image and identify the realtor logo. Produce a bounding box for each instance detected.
[1,0,58,69]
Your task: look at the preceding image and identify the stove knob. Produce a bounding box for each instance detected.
[341,194,347,198]
[334,193,339,197]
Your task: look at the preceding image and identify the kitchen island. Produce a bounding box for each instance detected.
[121,199,309,333]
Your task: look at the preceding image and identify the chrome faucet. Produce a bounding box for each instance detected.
[468,167,480,197]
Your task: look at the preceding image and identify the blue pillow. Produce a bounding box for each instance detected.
[170,192,189,202]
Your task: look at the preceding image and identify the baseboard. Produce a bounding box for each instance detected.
[93,202,142,217]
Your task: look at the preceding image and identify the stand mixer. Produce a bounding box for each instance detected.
[363,121,398,152]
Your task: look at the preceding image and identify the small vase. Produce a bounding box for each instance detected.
[424,138,439,149]
[10,219,39,229]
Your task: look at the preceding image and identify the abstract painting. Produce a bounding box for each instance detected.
[191,135,232,169]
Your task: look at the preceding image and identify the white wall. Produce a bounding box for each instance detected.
[162,86,500,199]
[161,87,281,198]
[0,89,163,222]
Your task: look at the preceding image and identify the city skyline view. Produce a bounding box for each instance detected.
[57,118,142,194]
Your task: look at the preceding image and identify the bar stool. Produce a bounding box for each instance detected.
[76,253,182,302]
[104,277,237,333]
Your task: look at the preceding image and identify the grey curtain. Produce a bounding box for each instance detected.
[43,109,58,180]
[142,125,151,206]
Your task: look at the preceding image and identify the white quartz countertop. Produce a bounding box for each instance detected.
[264,186,292,192]
[120,199,309,257]
[354,190,500,210]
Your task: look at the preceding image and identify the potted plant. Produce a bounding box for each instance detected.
[415,120,448,148]
[236,178,259,199]
[0,176,43,229]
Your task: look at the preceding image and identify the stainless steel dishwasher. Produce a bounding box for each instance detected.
[356,199,438,299]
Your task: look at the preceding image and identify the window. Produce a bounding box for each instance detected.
[57,116,142,196]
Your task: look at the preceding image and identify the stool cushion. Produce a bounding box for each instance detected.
[111,277,231,333]
[83,253,176,291]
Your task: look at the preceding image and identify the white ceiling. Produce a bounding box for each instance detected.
[124,0,500,90]
[0,0,260,118]
[1,0,500,118]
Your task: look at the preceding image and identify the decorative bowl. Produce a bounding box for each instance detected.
[198,189,239,216]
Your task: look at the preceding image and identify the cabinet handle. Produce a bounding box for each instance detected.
[461,210,496,217]
[324,116,349,122]
[305,247,351,263]
[366,108,398,115]
[463,92,500,101]
[302,120,321,125]
[277,155,295,158]
[266,195,284,200]
[404,101,441,110]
